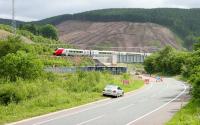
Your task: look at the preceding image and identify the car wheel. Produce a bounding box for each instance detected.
[122,92,124,96]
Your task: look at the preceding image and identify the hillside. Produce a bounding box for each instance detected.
[1,8,200,49]
[36,8,200,49]
[57,21,182,52]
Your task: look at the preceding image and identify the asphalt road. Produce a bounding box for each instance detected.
[9,78,188,125]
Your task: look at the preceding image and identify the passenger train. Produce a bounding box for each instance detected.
[53,48,150,57]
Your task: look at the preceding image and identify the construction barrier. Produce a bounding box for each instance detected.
[144,79,150,84]
[123,80,130,85]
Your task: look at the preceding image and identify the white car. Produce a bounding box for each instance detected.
[102,84,124,97]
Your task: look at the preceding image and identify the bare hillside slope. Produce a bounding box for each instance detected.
[57,21,183,52]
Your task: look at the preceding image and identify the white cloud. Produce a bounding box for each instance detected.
[0,0,199,21]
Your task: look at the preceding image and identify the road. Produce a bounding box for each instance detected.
[9,78,188,125]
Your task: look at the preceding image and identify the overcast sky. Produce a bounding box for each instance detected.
[0,0,200,21]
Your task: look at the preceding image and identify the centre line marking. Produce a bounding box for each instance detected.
[119,104,135,111]
[76,115,104,125]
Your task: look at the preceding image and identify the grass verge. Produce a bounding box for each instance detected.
[0,72,143,124]
[166,100,200,125]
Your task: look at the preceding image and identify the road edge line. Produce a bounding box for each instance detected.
[126,82,187,125]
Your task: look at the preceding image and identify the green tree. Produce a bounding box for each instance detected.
[193,37,200,51]
[39,24,58,40]
[144,54,158,75]
[0,51,43,81]
[20,24,38,35]
[190,71,200,101]
[144,46,187,75]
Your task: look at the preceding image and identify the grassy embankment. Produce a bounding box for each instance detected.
[0,72,143,124]
[166,76,200,125]
[166,100,200,125]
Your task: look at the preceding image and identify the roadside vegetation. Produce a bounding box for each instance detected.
[0,71,143,124]
[144,37,200,125]
[0,35,143,124]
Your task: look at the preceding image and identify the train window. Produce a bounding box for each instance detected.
[69,50,83,53]
[99,52,112,54]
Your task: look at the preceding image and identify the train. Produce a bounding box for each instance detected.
[53,48,150,57]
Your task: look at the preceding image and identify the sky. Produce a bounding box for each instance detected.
[0,0,200,21]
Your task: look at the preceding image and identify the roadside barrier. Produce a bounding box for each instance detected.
[123,80,130,85]
[144,79,150,84]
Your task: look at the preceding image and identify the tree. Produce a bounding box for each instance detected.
[0,51,43,81]
[39,24,58,40]
[20,24,38,35]
[193,37,200,51]
[190,71,200,101]
[144,54,158,75]
[144,46,187,75]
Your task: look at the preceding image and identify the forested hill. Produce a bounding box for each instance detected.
[36,8,200,49]
[0,18,23,25]
[1,8,200,49]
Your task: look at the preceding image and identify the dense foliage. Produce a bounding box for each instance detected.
[19,24,59,40]
[0,51,43,81]
[144,46,189,75]
[0,37,43,81]
[36,8,200,49]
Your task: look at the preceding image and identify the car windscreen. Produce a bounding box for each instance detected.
[105,85,117,89]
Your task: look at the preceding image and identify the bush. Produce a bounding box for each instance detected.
[0,85,22,105]
[0,51,43,81]
[0,36,32,58]
[190,71,200,101]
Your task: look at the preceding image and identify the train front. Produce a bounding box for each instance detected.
[53,48,65,56]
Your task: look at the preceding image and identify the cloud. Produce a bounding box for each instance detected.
[0,0,199,21]
[163,0,200,8]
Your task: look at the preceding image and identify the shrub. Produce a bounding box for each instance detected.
[0,85,22,105]
[0,51,43,81]
[190,71,200,101]
[0,36,32,58]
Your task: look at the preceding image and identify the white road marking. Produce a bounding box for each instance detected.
[118,104,135,111]
[126,83,187,125]
[76,115,104,125]
[31,85,153,125]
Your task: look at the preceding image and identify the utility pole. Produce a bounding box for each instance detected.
[12,0,16,35]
